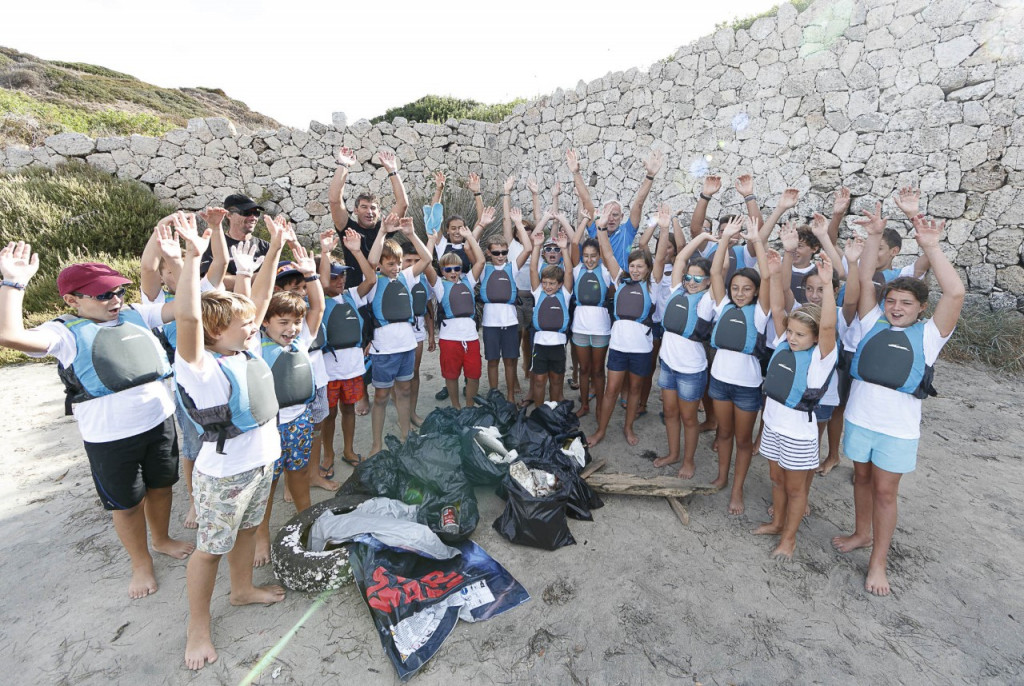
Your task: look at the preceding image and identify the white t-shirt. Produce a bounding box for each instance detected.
[844,307,952,440]
[432,278,478,342]
[609,280,660,354]
[174,345,281,477]
[322,289,367,382]
[27,304,175,443]
[364,267,418,355]
[659,289,715,374]
[652,270,673,324]
[480,263,520,328]
[531,287,571,346]
[141,278,216,305]
[709,299,770,388]
[571,263,612,336]
[509,240,534,292]
[762,334,839,440]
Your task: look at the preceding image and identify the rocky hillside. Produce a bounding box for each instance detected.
[0,46,279,147]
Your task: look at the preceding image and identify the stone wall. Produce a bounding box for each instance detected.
[3,0,1023,309]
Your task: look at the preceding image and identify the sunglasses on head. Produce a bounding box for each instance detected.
[231,208,262,217]
[543,245,561,253]
[74,286,127,301]
[490,249,509,256]
[684,274,707,283]
[443,266,462,273]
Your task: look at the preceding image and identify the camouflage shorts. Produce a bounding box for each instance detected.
[193,464,273,555]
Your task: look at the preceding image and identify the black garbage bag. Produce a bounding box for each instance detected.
[356,435,417,501]
[505,408,556,458]
[526,399,580,437]
[458,427,508,486]
[521,442,603,521]
[473,388,519,434]
[418,406,461,436]
[401,432,480,542]
[417,485,479,544]
[493,468,576,550]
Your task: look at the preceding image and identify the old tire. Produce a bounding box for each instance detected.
[271,494,371,592]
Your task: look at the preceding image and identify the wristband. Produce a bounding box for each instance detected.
[304,275,319,282]
[597,226,608,232]
[744,194,757,203]
[645,175,655,181]
[234,270,253,278]
[388,171,397,177]
[500,193,509,197]
[1,280,26,290]
[473,192,482,197]
[699,192,713,201]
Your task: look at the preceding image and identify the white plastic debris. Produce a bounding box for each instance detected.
[509,460,558,496]
[561,437,586,468]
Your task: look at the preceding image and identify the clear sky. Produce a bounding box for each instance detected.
[1,0,779,129]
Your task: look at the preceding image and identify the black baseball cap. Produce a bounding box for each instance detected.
[224,194,261,212]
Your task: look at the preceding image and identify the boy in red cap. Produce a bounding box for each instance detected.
[0,241,194,599]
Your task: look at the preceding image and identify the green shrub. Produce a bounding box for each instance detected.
[717,0,813,31]
[49,61,137,80]
[371,94,524,125]
[941,307,1024,376]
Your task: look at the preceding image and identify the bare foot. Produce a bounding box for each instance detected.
[153,537,195,559]
[253,537,271,568]
[184,498,198,529]
[865,565,891,596]
[129,562,158,599]
[283,485,294,503]
[653,455,680,468]
[624,428,639,446]
[728,492,745,515]
[368,443,382,457]
[712,437,719,453]
[698,420,717,433]
[411,414,424,427]
[771,539,795,560]
[767,504,810,518]
[184,627,218,670]
[710,476,728,490]
[817,455,840,475]
[753,522,782,535]
[586,432,604,448]
[676,461,696,480]
[575,404,590,418]
[230,584,286,606]
[311,471,341,492]
[832,533,872,553]
[752,439,761,456]
[355,397,370,416]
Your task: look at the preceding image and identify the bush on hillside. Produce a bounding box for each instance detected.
[371,94,524,125]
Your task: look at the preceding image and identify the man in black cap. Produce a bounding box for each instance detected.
[200,194,271,287]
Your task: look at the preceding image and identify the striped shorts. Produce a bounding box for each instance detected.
[760,424,819,471]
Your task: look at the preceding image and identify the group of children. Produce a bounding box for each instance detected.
[0,147,965,671]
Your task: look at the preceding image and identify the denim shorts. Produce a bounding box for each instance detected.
[371,349,415,388]
[607,348,652,376]
[842,420,919,474]
[658,363,707,402]
[708,375,762,413]
[813,403,836,423]
[571,332,611,348]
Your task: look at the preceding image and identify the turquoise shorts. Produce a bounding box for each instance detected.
[842,420,919,474]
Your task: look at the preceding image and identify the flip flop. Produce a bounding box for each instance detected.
[636,409,648,418]
[619,399,627,409]
[569,378,580,390]
[319,462,335,480]
[342,454,364,468]
[517,398,533,409]
[410,417,423,429]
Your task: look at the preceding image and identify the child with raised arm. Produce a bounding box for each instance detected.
[652,208,718,479]
[528,213,575,406]
[365,214,433,454]
[0,241,193,600]
[753,251,838,559]
[707,216,771,515]
[833,207,964,597]
[569,207,613,418]
[172,213,288,670]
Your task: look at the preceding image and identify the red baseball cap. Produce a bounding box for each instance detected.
[57,263,131,297]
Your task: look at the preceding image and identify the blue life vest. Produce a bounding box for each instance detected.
[574,266,608,307]
[661,290,712,342]
[313,294,364,352]
[260,337,316,408]
[707,244,748,282]
[55,307,172,415]
[533,289,570,333]
[850,317,936,399]
[763,342,833,414]
[371,273,414,327]
[711,302,765,357]
[612,279,653,326]
[176,350,279,454]
[438,278,477,322]
[479,263,517,305]
[411,274,431,318]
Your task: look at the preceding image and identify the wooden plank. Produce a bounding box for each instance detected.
[666,497,690,526]
[584,472,720,498]
[579,459,607,480]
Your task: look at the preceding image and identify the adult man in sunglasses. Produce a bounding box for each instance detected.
[200,194,270,287]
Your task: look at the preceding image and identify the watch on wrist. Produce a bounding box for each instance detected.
[387,171,397,177]
[699,192,713,201]
[304,275,319,282]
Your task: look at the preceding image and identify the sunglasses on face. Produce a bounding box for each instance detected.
[490,250,509,257]
[443,266,462,273]
[684,274,707,283]
[231,208,262,217]
[74,286,127,301]
[543,245,561,253]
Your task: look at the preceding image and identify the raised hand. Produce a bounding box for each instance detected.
[816,252,834,280]
[778,188,800,211]
[320,229,339,254]
[398,217,415,237]
[336,146,356,167]
[657,202,671,229]
[504,175,516,193]
[702,175,722,197]
[292,245,316,276]
[172,212,209,257]
[526,176,539,195]
[833,186,851,215]
[912,215,944,249]
[153,222,182,262]
[853,202,886,235]
[565,148,580,174]
[530,226,546,245]
[779,221,799,251]
[434,170,446,191]
[479,206,497,226]
[735,174,754,197]
[644,149,664,177]
[509,206,523,224]
[844,234,865,262]
[382,212,401,233]
[766,249,783,276]
[230,239,265,276]
[0,241,40,283]
[467,172,481,194]
[379,150,399,173]
[810,212,829,238]
[456,225,472,241]
[198,206,228,230]
[579,207,594,224]
[554,228,569,250]
[277,216,297,244]
[894,186,920,218]
[741,215,762,242]
[720,215,744,239]
[263,214,293,244]
[341,228,362,253]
